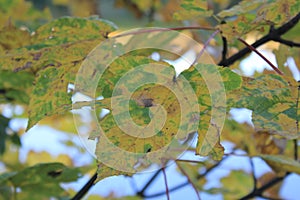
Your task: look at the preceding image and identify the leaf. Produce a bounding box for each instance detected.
[0,163,81,200]
[90,59,242,173]
[173,0,213,20]
[96,163,132,183]
[0,0,51,29]
[0,115,10,155]
[230,74,299,139]
[180,65,242,160]
[257,0,300,26]
[0,25,31,52]
[32,16,116,47]
[259,154,300,175]
[92,56,198,172]
[220,170,253,199]
[217,0,263,18]
[0,70,34,103]
[0,17,118,130]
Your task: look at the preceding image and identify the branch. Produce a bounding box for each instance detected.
[272,37,300,47]
[239,173,290,200]
[220,36,228,64]
[137,168,162,197]
[219,12,300,67]
[237,38,284,75]
[71,172,97,200]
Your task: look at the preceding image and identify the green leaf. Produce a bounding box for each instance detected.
[0,0,51,29]
[220,170,253,199]
[0,17,118,130]
[181,65,242,160]
[230,74,299,139]
[257,0,300,26]
[217,0,263,18]
[31,16,117,48]
[1,162,81,200]
[259,154,300,175]
[0,115,10,155]
[173,0,213,20]
[0,25,31,52]
[0,70,34,104]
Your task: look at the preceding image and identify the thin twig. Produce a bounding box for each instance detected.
[162,166,170,200]
[137,168,162,197]
[294,81,300,161]
[143,157,227,198]
[237,38,284,75]
[249,157,257,190]
[111,26,216,38]
[176,161,201,200]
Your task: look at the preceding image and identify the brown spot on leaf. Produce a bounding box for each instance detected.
[142,98,154,107]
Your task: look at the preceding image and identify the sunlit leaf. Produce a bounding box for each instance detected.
[230,74,299,139]
[0,17,118,130]
[181,65,242,160]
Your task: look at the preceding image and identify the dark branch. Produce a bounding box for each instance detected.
[220,36,228,64]
[272,37,300,47]
[71,172,97,200]
[137,168,162,197]
[219,12,300,67]
[239,173,290,200]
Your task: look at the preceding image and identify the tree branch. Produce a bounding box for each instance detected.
[219,12,300,67]
[239,173,290,200]
[71,172,97,200]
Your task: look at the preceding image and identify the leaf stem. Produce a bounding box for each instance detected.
[237,38,284,75]
[193,29,220,65]
[110,26,216,38]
